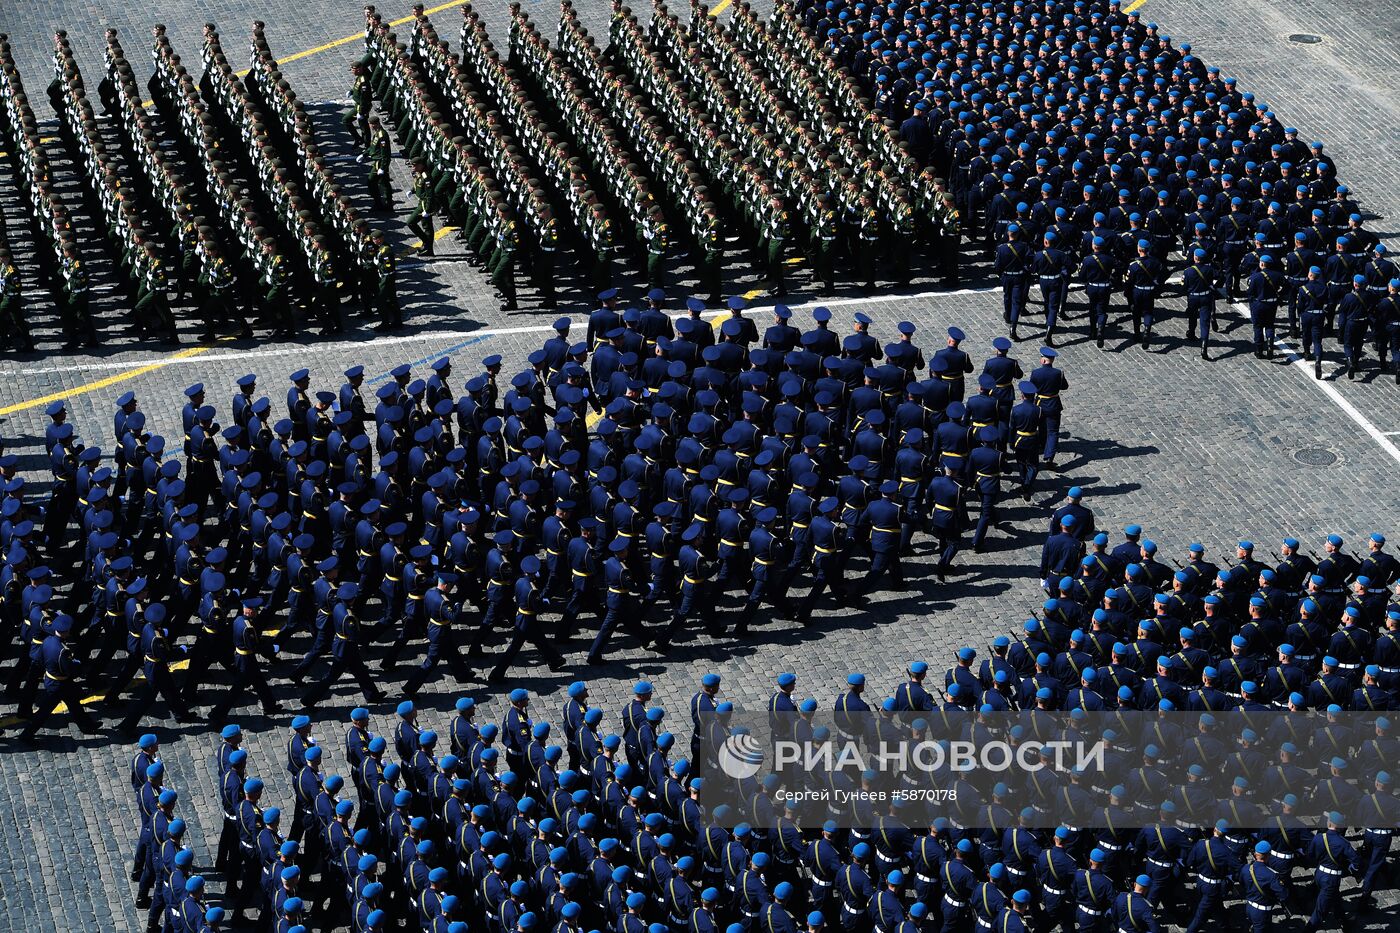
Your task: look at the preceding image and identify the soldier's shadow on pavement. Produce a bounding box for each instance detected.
[1054,438,1160,474]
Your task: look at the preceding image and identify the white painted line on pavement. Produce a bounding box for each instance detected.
[1219,298,1400,468]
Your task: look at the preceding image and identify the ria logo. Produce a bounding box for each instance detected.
[717,732,765,779]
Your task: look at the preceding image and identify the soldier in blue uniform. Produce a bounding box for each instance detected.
[208,598,283,721]
[996,225,1032,340]
[1240,843,1290,933]
[1113,875,1161,933]
[1028,350,1068,468]
[488,556,565,682]
[1080,237,1119,349]
[1035,233,1070,347]
[587,538,648,665]
[1124,240,1163,350]
[1009,382,1043,501]
[1304,812,1358,932]
[1246,256,1286,359]
[17,614,98,740]
[403,572,476,694]
[1183,250,1216,360]
[301,583,385,707]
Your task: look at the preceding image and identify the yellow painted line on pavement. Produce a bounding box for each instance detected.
[0,658,191,728]
[134,0,469,102]
[234,0,469,77]
[1123,0,1148,11]
[711,0,734,16]
[403,225,458,254]
[0,345,217,417]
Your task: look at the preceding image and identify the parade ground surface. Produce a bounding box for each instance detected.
[0,0,1398,928]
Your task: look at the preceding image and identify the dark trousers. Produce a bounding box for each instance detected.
[1301,313,1326,361]
[1129,288,1156,335]
[216,816,239,872]
[1041,282,1065,335]
[559,585,600,636]
[1003,279,1027,324]
[1250,303,1278,351]
[935,530,961,572]
[734,570,780,633]
[293,616,333,675]
[1184,882,1227,933]
[659,580,713,645]
[1187,299,1214,346]
[972,492,997,550]
[465,594,513,655]
[181,633,231,705]
[1085,290,1110,338]
[1040,410,1062,462]
[1016,452,1040,497]
[118,667,189,732]
[208,658,280,721]
[588,597,647,661]
[798,559,848,623]
[5,654,41,717]
[1344,319,1369,367]
[302,650,380,705]
[1307,872,1342,929]
[487,621,563,681]
[863,549,904,595]
[19,680,98,739]
[405,627,475,693]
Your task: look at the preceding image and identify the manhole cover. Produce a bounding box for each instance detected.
[1288,33,1323,44]
[1294,447,1338,466]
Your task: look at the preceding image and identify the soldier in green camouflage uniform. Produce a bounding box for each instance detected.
[0,247,32,351]
[261,244,296,338]
[132,244,178,343]
[490,207,519,311]
[59,242,97,349]
[812,190,839,294]
[764,196,790,296]
[929,175,960,286]
[366,116,393,209]
[342,61,372,145]
[406,160,437,255]
[857,191,882,291]
[890,191,916,287]
[371,230,401,330]
[642,205,668,289]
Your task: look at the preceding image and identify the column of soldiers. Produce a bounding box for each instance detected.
[247,21,379,335]
[102,30,235,345]
[448,5,596,306]
[554,3,725,301]
[48,31,178,345]
[199,25,326,338]
[761,0,959,286]
[129,633,1399,933]
[508,6,668,292]
[145,24,260,340]
[645,2,809,297]
[692,1,924,291]
[0,33,95,348]
[603,5,789,296]
[359,6,515,316]
[0,211,26,351]
[414,9,550,304]
[6,303,1081,743]
[789,0,1398,378]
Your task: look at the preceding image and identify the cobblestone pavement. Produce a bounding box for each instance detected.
[0,0,1396,929]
